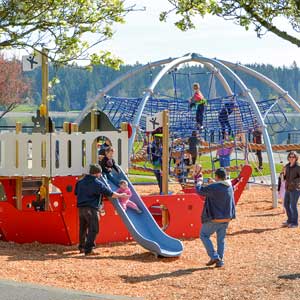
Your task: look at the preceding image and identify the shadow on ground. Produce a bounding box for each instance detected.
[278,274,300,280]
[120,267,211,283]
[228,227,280,236]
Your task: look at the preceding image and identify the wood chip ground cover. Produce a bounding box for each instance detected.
[0,185,299,300]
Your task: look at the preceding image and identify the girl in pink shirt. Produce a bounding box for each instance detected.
[116,180,142,213]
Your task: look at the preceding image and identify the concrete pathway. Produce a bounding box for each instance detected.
[0,279,142,300]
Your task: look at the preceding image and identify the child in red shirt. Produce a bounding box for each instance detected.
[189,82,207,130]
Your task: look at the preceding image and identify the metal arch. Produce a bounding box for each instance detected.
[129,54,234,151]
[75,57,176,123]
[190,54,278,207]
[262,99,280,121]
[220,60,300,112]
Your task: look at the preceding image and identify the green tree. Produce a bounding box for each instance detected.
[0,0,135,67]
[160,0,300,47]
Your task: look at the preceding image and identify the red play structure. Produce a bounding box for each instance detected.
[0,165,252,245]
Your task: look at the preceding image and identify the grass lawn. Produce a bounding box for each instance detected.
[129,153,282,184]
[12,104,37,112]
[128,175,157,184]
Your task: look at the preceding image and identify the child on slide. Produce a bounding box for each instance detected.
[116,180,142,213]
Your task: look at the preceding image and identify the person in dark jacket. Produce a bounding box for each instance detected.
[218,102,234,139]
[75,164,126,256]
[150,136,163,194]
[100,146,120,186]
[196,168,235,268]
[283,151,300,228]
[188,130,199,165]
[253,124,263,170]
[99,138,111,155]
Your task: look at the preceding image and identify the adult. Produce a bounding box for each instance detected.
[150,135,163,194]
[99,138,111,156]
[75,164,126,255]
[100,146,120,186]
[98,137,111,162]
[283,151,300,228]
[196,168,235,268]
[253,124,263,170]
[188,130,200,165]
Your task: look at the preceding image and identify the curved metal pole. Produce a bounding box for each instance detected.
[191,54,277,207]
[75,57,176,123]
[220,60,300,112]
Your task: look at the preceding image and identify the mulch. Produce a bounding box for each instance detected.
[0,185,299,300]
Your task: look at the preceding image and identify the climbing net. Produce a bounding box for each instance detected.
[100,93,298,180]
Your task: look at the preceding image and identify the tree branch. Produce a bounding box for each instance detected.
[242,3,300,47]
[0,103,17,120]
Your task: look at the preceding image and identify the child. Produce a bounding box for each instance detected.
[216,141,233,169]
[189,82,207,130]
[192,164,203,185]
[116,180,142,213]
[175,150,192,184]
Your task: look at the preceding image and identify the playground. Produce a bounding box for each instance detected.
[1,1,300,299]
[0,184,299,300]
[0,53,300,299]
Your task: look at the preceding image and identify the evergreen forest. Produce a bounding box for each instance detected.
[24,62,300,112]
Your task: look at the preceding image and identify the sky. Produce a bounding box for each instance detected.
[99,0,300,67]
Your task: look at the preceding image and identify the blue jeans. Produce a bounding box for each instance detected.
[219,155,230,168]
[284,190,300,225]
[200,221,229,261]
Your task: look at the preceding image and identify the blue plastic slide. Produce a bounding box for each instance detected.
[100,166,183,257]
